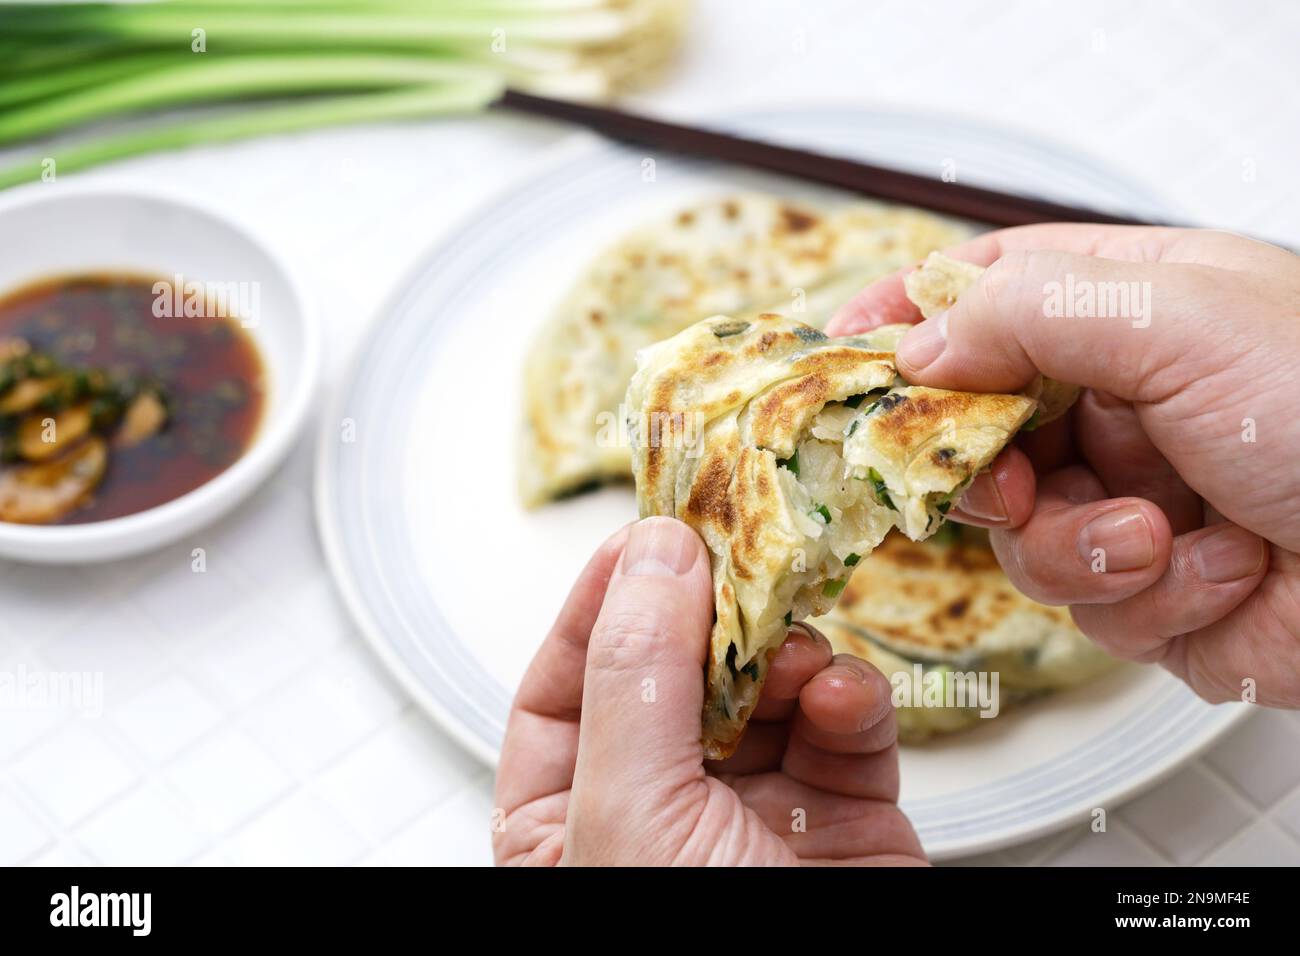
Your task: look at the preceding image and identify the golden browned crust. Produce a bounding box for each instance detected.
[627,312,1042,758]
[828,530,1069,654]
[813,528,1118,742]
[867,389,1024,457]
[842,383,1036,540]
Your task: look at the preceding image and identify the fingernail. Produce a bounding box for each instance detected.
[787,621,814,641]
[896,312,948,370]
[786,621,828,649]
[954,474,1007,522]
[622,518,697,576]
[1193,525,1266,583]
[824,663,869,686]
[1077,506,1155,572]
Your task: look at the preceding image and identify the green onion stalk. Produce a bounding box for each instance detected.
[0,0,689,189]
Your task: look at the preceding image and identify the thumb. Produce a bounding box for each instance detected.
[572,517,714,808]
[893,249,1234,402]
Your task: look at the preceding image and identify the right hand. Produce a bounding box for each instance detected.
[828,224,1300,707]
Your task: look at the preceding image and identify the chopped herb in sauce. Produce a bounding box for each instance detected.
[0,274,265,524]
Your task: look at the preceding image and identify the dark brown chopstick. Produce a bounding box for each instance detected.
[495,89,1175,229]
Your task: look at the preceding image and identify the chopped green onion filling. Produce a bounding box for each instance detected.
[783,611,793,626]
[811,503,831,524]
[867,467,896,511]
[712,320,750,338]
[778,450,800,476]
[844,387,888,416]
[823,579,847,598]
[931,522,962,546]
[844,553,861,566]
[933,476,971,511]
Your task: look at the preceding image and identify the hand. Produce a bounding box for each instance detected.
[829,224,1300,707]
[493,517,926,866]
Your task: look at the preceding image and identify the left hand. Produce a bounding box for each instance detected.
[493,517,926,866]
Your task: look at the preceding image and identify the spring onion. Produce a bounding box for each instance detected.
[822,578,846,598]
[866,467,896,511]
[0,0,688,188]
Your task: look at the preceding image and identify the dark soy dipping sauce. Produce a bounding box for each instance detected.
[0,274,266,524]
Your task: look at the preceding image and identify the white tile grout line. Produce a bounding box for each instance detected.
[13,700,428,866]
[10,603,399,863]
[1017,829,1077,867]
[1197,755,1300,855]
[1109,815,1173,866]
[177,728,493,866]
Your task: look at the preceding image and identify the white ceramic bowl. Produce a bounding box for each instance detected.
[0,183,320,563]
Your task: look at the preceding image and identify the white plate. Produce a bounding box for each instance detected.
[0,183,320,563]
[316,106,1249,860]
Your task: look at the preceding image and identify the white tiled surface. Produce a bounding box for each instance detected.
[2,1,1299,866]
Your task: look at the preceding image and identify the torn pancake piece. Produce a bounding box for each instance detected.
[626,313,1037,758]
[903,252,1080,428]
[840,384,1036,539]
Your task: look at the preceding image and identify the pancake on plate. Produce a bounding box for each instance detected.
[814,525,1117,742]
[626,312,1042,758]
[519,194,968,506]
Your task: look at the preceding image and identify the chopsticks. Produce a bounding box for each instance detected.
[495,89,1172,229]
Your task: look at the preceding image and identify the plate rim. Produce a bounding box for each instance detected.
[314,105,1248,859]
[315,131,606,769]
